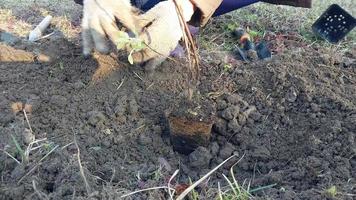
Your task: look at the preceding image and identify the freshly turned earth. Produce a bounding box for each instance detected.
[0,36,355,199]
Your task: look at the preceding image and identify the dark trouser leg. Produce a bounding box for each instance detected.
[213,0,260,16]
[132,0,260,16]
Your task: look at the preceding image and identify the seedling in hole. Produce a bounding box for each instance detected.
[116,31,146,64]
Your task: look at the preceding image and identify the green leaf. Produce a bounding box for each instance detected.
[11,135,24,161]
[225,23,236,31]
[116,31,130,49]
[130,38,145,51]
[248,30,264,41]
[223,64,232,71]
[116,41,126,49]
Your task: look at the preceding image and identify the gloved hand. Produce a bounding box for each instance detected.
[81,0,140,56]
[131,0,195,71]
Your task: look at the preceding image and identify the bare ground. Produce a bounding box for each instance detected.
[1,1,356,200]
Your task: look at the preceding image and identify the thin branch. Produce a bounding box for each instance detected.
[23,109,33,133]
[172,0,200,94]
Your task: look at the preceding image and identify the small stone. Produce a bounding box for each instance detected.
[227,118,241,133]
[102,128,112,135]
[310,103,320,112]
[73,81,86,90]
[189,147,212,168]
[237,114,247,126]
[158,157,172,172]
[87,111,106,126]
[0,32,19,45]
[11,164,25,180]
[128,98,139,115]
[344,114,356,130]
[152,125,162,134]
[216,99,228,111]
[246,50,258,61]
[253,146,271,160]
[331,120,342,134]
[102,139,111,147]
[221,106,239,120]
[50,95,67,107]
[250,111,262,121]
[138,134,153,145]
[218,142,235,160]
[213,118,228,136]
[116,115,127,124]
[226,95,241,105]
[210,142,220,156]
[23,128,35,145]
[285,87,298,103]
[0,110,15,125]
[320,54,331,65]
[104,102,114,116]
[114,95,128,116]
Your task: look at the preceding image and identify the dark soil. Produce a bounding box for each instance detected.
[0,33,355,200]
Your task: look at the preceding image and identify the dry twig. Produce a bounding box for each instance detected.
[74,136,91,195]
[172,0,200,99]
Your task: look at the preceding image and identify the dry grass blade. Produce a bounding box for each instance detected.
[23,109,33,133]
[120,186,174,198]
[24,138,48,163]
[17,145,59,184]
[168,169,179,200]
[2,149,21,164]
[222,173,238,196]
[230,160,244,195]
[176,154,243,200]
[132,71,144,81]
[74,136,91,195]
[116,78,125,90]
[120,169,178,199]
[218,182,224,200]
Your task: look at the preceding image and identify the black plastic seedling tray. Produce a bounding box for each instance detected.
[312,4,356,43]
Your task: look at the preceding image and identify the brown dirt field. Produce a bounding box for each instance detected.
[1,14,356,200]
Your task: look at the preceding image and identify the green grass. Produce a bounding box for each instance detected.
[10,134,25,162]
[217,164,277,200]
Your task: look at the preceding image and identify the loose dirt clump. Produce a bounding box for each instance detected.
[0,34,355,200]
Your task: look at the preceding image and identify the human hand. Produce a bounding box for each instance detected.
[130,0,195,71]
[81,0,140,56]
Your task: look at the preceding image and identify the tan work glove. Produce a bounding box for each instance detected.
[131,0,195,71]
[81,0,140,56]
